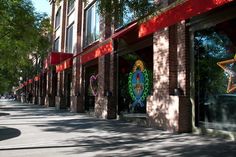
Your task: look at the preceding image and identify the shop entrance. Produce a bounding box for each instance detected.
[64,69,72,109]
[118,46,153,114]
[83,59,98,112]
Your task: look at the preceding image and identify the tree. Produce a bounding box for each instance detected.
[0,0,51,94]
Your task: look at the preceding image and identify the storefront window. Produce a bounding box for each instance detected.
[194,18,236,131]
[118,47,153,114]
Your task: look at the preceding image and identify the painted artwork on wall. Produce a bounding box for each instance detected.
[128,60,150,109]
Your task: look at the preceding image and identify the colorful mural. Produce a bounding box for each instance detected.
[128,60,150,108]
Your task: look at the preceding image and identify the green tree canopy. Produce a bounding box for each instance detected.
[0,0,51,94]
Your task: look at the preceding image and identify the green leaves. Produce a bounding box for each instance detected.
[0,0,51,93]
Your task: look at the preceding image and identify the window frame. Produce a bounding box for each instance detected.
[54,37,60,52]
[66,23,74,53]
[84,1,100,47]
[67,0,75,15]
[55,7,61,29]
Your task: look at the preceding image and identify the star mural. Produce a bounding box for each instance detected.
[217,55,236,93]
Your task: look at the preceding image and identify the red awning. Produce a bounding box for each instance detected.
[44,52,73,69]
[28,79,33,84]
[56,58,73,73]
[23,82,28,86]
[34,75,40,81]
[139,0,234,38]
[80,39,113,64]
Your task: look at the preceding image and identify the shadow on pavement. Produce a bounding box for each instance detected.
[0,112,10,116]
[0,127,21,141]
[34,118,236,157]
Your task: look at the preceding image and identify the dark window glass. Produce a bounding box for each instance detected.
[84,1,99,46]
[115,0,155,29]
[68,0,75,14]
[55,7,61,28]
[66,24,74,53]
[54,38,60,52]
[194,18,236,131]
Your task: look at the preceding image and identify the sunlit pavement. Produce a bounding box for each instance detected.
[0,100,235,157]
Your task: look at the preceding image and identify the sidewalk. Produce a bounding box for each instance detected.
[0,100,235,157]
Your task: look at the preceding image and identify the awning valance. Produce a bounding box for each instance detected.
[34,75,40,81]
[80,39,113,64]
[56,57,73,73]
[139,0,234,38]
[28,79,33,84]
[44,52,73,69]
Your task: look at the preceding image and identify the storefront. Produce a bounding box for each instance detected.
[190,2,236,132]
[116,32,153,115]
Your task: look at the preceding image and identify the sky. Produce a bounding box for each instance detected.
[31,0,51,16]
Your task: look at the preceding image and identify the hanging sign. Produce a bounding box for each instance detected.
[128,60,150,108]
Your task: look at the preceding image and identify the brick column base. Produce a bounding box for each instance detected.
[55,96,66,110]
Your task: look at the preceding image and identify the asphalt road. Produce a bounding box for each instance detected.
[0,100,235,157]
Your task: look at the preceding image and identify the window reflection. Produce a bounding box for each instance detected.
[84,1,99,46]
[194,18,236,131]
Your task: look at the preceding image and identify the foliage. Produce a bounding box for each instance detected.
[194,28,234,96]
[98,0,161,27]
[0,0,51,94]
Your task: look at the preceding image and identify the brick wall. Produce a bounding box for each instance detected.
[147,21,192,133]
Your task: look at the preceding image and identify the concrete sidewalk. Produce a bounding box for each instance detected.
[0,100,235,157]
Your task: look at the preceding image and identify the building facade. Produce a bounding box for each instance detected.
[16,0,236,138]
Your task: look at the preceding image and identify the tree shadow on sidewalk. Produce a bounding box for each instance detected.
[34,118,236,157]
[0,127,21,141]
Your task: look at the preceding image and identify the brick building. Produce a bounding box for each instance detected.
[17,0,236,136]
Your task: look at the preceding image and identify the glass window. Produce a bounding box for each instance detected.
[194,18,236,131]
[54,37,60,52]
[116,0,155,29]
[66,24,74,53]
[84,1,99,46]
[68,0,75,14]
[55,7,61,29]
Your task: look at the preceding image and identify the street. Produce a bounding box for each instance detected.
[0,100,235,157]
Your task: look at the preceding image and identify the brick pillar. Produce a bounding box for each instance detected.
[107,51,117,119]
[147,28,179,132]
[177,21,192,132]
[94,7,116,119]
[55,0,67,110]
[45,69,51,107]
[95,55,108,118]
[71,0,83,113]
[147,22,192,133]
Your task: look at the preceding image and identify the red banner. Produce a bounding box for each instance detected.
[139,0,234,38]
[34,75,40,81]
[56,58,73,73]
[28,79,33,84]
[81,41,113,64]
[23,82,28,86]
